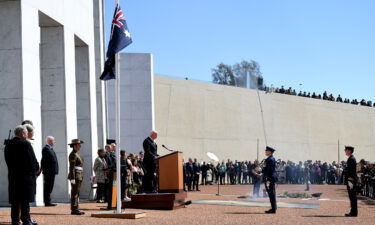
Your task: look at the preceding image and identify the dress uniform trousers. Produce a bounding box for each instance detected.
[265,181,277,211]
[71,180,82,211]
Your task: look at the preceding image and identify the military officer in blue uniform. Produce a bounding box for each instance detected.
[262,146,278,214]
[343,146,358,217]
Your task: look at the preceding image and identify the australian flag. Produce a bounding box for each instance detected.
[100,3,132,80]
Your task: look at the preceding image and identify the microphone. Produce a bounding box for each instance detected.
[162,144,174,152]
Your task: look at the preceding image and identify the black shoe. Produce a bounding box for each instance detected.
[345,213,357,217]
[22,220,37,225]
[71,210,85,215]
[22,222,33,225]
[45,203,57,207]
[265,209,276,214]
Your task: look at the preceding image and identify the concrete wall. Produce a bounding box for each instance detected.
[107,53,154,152]
[154,76,375,163]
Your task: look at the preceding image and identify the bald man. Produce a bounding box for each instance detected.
[142,131,159,193]
[41,136,59,206]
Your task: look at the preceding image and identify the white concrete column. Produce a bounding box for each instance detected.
[0,0,23,206]
[93,0,107,148]
[74,39,95,199]
[40,19,78,202]
[21,2,43,206]
[107,53,154,152]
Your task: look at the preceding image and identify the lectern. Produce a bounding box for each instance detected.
[157,151,184,193]
[122,151,187,210]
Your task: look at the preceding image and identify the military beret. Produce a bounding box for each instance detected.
[265,146,276,152]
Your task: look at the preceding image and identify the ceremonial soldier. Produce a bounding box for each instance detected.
[343,146,358,217]
[67,139,85,215]
[262,146,278,214]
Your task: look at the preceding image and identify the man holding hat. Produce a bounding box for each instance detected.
[262,146,278,214]
[343,146,358,217]
[67,139,85,215]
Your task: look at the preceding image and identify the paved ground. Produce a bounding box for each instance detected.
[0,184,374,225]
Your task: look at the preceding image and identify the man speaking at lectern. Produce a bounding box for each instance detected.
[143,131,159,193]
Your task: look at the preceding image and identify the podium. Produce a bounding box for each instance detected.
[122,151,187,210]
[158,151,184,193]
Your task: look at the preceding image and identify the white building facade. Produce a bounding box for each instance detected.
[0,0,106,205]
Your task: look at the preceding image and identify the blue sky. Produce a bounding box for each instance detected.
[104,0,375,101]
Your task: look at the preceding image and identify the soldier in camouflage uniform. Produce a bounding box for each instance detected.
[67,139,85,215]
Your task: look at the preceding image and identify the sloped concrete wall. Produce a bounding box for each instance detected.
[154,75,375,163]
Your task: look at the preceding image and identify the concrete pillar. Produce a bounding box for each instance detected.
[21,3,43,206]
[107,53,154,152]
[0,0,23,206]
[40,14,77,203]
[93,0,107,147]
[0,1,44,206]
[74,38,94,199]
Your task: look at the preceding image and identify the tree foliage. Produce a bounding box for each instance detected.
[212,63,236,86]
[233,60,262,88]
[212,60,262,88]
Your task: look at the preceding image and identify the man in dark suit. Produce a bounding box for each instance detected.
[142,131,159,193]
[41,136,59,206]
[201,162,208,185]
[4,125,39,225]
[343,146,358,217]
[185,158,194,191]
[262,146,278,214]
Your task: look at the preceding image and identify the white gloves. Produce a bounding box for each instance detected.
[348,181,354,190]
[70,179,76,185]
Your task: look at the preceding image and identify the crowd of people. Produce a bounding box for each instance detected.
[3,121,159,224]
[183,159,347,189]
[182,157,375,196]
[93,145,147,203]
[359,160,375,199]
[263,85,375,107]
[4,119,374,223]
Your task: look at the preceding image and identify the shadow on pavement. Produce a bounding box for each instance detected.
[30,212,71,216]
[302,215,345,218]
[226,212,266,215]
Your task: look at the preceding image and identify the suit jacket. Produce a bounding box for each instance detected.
[104,152,116,171]
[93,157,107,183]
[185,162,194,176]
[4,137,39,203]
[344,155,357,183]
[143,137,158,166]
[263,155,278,182]
[41,145,59,175]
[193,162,200,175]
[68,150,84,181]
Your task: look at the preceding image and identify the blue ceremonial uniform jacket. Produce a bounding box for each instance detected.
[263,155,278,182]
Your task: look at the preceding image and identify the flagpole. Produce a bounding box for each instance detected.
[115,52,122,213]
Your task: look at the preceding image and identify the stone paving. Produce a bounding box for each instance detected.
[0,184,374,225]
